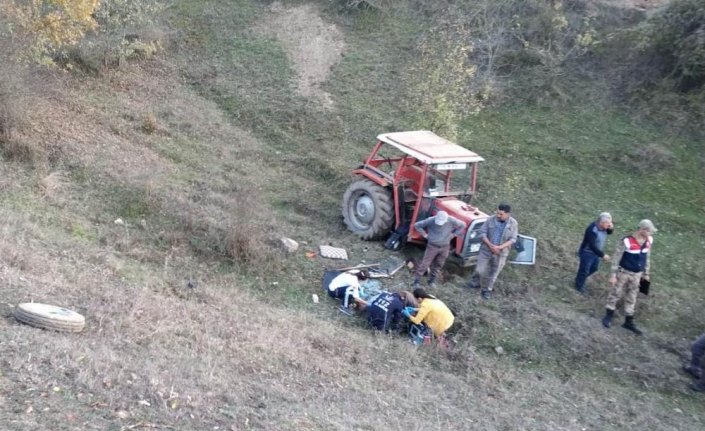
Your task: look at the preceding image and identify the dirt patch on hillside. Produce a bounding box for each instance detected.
[254,2,345,108]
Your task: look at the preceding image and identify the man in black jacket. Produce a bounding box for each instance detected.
[575,212,613,293]
[367,291,413,332]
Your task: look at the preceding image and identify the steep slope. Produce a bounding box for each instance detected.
[1,1,704,430]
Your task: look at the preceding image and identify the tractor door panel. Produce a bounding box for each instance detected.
[509,234,536,265]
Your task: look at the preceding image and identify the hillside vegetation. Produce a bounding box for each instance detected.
[1,0,704,430]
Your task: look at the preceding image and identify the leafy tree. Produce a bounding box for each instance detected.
[405,24,485,140]
[607,0,705,128]
[639,0,705,93]
[75,0,165,71]
[456,0,598,103]
[2,0,100,64]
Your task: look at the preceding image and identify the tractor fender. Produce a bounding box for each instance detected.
[351,167,391,188]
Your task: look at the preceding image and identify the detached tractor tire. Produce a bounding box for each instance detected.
[342,179,394,240]
[14,303,85,333]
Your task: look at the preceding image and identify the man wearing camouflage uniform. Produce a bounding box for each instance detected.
[601,219,657,335]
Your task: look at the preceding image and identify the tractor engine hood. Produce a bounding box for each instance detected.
[434,199,488,226]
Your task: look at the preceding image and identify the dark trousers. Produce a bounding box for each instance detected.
[691,334,705,369]
[414,243,450,282]
[691,334,705,387]
[690,334,705,367]
[575,249,600,291]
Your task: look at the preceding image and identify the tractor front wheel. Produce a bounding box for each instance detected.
[342,179,394,240]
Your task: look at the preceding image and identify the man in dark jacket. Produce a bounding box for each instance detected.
[367,291,413,332]
[575,212,613,293]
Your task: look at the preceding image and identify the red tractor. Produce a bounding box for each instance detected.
[342,131,535,267]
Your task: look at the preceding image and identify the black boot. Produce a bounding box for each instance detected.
[602,309,614,328]
[622,315,643,335]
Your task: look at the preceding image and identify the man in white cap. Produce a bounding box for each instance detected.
[412,210,466,289]
[602,219,657,335]
[575,212,614,294]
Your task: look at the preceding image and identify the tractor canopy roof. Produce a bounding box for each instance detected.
[377,131,484,165]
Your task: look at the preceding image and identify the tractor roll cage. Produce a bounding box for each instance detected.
[352,131,484,230]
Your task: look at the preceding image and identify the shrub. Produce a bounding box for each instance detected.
[455,0,598,98]
[638,0,705,93]
[0,39,26,145]
[0,44,43,163]
[141,112,159,135]
[330,0,400,11]
[39,171,68,200]
[223,189,279,269]
[225,212,272,266]
[0,0,99,65]
[65,0,166,73]
[405,24,487,140]
[226,225,262,265]
[0,82,17,144]
[610,0,705,128]
[401,0,602,116]
[1,136,45,163]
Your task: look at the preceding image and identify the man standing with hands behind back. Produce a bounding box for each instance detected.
[601,219,657,335]
[467,203,518,300]
[575,212,614,294]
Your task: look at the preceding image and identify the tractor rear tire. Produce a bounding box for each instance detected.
[14,303,85,333]
[342,179,394,240]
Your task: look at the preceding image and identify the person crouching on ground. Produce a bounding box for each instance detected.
[404,288,454,342]
[327,270,369,313]
[575,212,614,294]
[412,210,466,289]
[367,291,417,332]
[601,219,657,335]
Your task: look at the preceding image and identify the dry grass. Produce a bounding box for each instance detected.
[622,143,676,173]
[0,48,23,144]
[141,112,159,135]
[0,89,16,143]
[1,221,702,430]
[1,2,704,430]
[224,187,282,268]
[0,70,39,163]
[0,135,45,164]
[38,171,68,201]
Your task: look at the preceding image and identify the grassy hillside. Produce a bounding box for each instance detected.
[1,0,704,430]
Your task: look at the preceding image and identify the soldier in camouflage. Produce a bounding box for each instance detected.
[601,219,657,335]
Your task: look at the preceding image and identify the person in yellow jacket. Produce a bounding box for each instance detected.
[404,288,454,337]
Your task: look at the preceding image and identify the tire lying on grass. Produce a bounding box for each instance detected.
[14,303,85,333]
